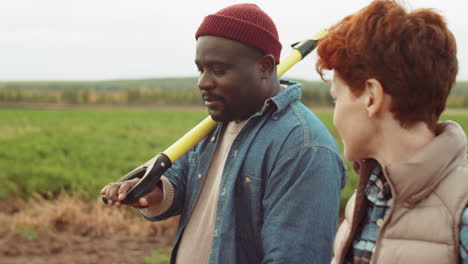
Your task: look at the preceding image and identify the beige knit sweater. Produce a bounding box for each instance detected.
[141,120,246,263]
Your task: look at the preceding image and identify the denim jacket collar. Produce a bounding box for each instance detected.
[258,79,302,117]
[147,77,344,264]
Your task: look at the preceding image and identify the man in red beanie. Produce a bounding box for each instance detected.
[102,4,345,264]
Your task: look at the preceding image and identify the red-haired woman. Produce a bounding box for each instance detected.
[316,1,468,263]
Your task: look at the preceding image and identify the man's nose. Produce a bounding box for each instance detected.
[198,72,215,91]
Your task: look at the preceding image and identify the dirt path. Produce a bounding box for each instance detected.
[0,197,177,264]
[1,234,171,264]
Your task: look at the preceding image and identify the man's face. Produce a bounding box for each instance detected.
[195,36,263,122]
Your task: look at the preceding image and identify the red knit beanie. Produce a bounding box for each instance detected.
[195,4,282,64]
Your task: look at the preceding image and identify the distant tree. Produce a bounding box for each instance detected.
[62,88,79,104]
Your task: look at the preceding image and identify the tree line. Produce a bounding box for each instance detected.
[1,77,467,108]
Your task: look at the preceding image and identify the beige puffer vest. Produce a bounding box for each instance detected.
[333,121,468,264]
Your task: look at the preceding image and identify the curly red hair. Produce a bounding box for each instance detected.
[316,0,458,129]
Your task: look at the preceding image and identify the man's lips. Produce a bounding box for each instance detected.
[202,94,224,107]
[204,99,221,108]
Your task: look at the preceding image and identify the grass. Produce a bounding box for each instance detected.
[1,108,467,209]
[15,224,40,241]
[1,107,467,263]
[0,108,207,201]
[0,193,178,240]
[144,248,172,264]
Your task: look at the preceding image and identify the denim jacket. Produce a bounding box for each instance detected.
[146,80,346,264]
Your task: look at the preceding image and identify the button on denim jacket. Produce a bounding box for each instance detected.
[146,80,346,264]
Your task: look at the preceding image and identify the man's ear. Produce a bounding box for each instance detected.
[257,54,276,78]
[364,79,385,118]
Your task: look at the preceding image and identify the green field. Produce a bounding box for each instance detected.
[0,108,207,201]
[1,108,467,209]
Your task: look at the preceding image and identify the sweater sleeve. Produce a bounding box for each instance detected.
[139,176,175,218]
[141,148,192,222]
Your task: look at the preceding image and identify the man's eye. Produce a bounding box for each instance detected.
[212,65,227,75]
[213,69,225,75]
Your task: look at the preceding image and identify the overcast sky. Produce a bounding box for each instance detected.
[0,0,467,81]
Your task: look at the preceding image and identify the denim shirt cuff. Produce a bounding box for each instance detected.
[139,176,174,218]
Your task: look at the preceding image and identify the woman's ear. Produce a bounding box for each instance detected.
[257,54,276,78]
[365,79,385,118]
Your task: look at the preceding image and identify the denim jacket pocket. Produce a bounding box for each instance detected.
[234,171,264,240]
[236,171,263,193]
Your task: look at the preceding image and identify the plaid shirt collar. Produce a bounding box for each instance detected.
[346,164,393,264]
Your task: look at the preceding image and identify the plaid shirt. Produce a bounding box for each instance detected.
[346,164,468,264]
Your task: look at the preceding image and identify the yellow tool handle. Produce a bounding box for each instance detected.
[163,29,329,162]
[164,115,218,161]
[103,30,329,205]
